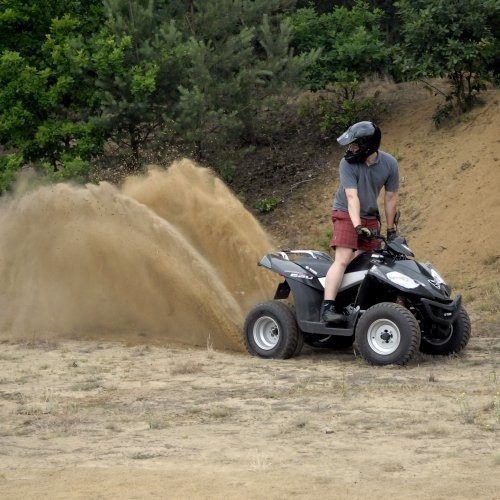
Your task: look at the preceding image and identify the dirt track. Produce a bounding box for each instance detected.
[0,83,499,499]
[0,335,498,499]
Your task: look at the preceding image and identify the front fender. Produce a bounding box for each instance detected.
[367,261,451,301]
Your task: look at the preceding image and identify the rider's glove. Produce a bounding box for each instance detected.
[387,228,397,241]
[355,225,372,238]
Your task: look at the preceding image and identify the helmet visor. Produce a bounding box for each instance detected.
[337,121,376,146]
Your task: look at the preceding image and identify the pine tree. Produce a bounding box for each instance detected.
[91,0,188,165]
[172,0,314,158]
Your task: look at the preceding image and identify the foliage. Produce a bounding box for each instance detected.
[317,92,383,134]
[318,227,333,252]
[1,0,498,191]
[0,0,314,190]
[43,156,93,184]
[217,161,237,184]
[0,0,103,59]
[88,0,189,164]
[288,1,388,136]
[395,0,500,118]
[255,196,282,213]
[0,153,23,192]
[288,1,389,93]
[172,0,316,159]
[0,6,106,191]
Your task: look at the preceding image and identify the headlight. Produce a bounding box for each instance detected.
[423,262,448,286]
[387,271,420,289]
[429,267,446,286]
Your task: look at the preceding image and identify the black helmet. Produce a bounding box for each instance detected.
[337,121,381,164]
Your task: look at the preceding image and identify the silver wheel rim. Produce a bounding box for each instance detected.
[253,315,280,350]
[367,319,401,355]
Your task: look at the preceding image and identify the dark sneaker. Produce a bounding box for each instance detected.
[321,303,346,324]
[322,309,346,324]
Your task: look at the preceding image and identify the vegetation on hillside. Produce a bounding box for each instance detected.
[0,0,498,193]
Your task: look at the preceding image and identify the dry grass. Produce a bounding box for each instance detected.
[0,337,498,499]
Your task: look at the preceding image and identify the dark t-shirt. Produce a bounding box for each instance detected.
[332,150,399,219]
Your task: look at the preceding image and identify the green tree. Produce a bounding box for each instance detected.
[0,0,103,58]
[288,1,388,134]
[395,0,500,121]
[0,2,105,189]
[0,0,315,189]
[0,0,186,186]
[0,15,105,183]
[171,0,314,159]
[88,0,188,166]
[289,1,388,93]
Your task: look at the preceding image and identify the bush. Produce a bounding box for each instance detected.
[0,153,24,193]
[318,92,383,135]
[297,87,384,139]
[396,0,499,116]
[288,1,389,94]
[255,196,282,213]
[43,156,93,184]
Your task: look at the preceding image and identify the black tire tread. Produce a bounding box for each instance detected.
[420,307,471,355]
[355,302,421,366]
[243,300,299,359]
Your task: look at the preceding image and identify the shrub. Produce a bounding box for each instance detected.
[255,196,282,213]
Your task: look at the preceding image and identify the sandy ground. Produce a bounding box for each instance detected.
[0,336,499,499]
[0,84,499,499]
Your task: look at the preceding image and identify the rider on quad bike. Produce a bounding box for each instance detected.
[243,123,471,366]
[322,121,399,325]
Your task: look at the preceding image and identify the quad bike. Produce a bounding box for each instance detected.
[243,217,471,366]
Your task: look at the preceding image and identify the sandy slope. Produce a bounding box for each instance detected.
[262,83,500,325]
[380,83,500,297]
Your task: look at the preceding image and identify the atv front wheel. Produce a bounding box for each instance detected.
[420,306,471,355]
[355,302,421,365]
[244,300,299,359]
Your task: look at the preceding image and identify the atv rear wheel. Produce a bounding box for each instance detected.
[355,302,421,365]
[420,306,471,355]
[244,300,299,359]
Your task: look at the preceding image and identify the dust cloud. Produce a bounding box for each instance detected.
[0,160,277,350]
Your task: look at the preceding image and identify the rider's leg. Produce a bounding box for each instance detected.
[324,246,355,300]
[322,246,355,322]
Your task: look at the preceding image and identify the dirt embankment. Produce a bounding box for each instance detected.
[258,83,500,327]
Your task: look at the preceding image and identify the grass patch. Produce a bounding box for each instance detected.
[170,362,204,375]
[318,227,333,252]
[457,393,476,424]
[147,414,168,430]
[206,334,215,359]
[477,282,500,315]
[208,405,233,419]
[130,452,159,460]
[70,378,103,391]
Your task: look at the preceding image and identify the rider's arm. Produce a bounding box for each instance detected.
[384,191,398,228]
[346,188,362,227]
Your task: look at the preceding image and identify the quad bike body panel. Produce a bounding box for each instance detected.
[246,234,470,365]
